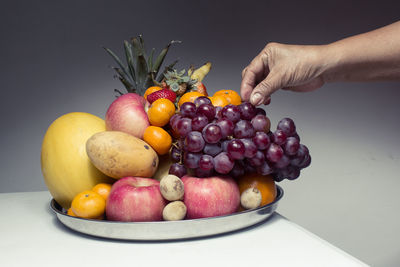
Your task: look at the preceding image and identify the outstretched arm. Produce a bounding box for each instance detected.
[241,21,400,106]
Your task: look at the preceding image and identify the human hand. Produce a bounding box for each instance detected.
[240,42,329,106]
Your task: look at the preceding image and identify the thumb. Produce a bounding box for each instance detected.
[250,72,282,106]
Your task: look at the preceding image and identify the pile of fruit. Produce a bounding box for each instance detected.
[41,36,311,222]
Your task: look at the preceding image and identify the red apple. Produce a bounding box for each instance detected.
[182,175,240,219]
[105,93,150,139]
[106,177,167,222]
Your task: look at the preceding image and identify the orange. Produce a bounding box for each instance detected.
[143,126,172,155]
[237,173,277,206]
[71,190,106,219]
[92,183,112,201]
[208,95,229,107]
[214,89,242,105]
[147,98,176,127]
[144,86,163,100]
[67,208,76,217]
[178,91,204,107]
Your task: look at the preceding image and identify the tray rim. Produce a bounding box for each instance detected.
[51,185,283,224]
[50,185,283,240]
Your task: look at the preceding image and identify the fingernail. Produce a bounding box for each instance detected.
[251,93,263,106]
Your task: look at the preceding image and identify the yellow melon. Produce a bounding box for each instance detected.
[41,112,113,209]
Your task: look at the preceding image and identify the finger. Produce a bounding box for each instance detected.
[240,55,269,102]
[240,68,257,101]
[250,71,282,106]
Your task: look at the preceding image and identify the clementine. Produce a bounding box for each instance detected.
[143,126,172,155]
[71,190,106,219]
[237,173,277,206]
[92,183,112,201]
[208,95,229,107]
[214,89,242,105]
[147,98,176,127]
[178,91,204,107]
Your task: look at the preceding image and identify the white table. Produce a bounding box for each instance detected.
[0,191,368,267]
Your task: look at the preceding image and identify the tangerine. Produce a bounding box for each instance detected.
[214,90,242,105]
[178,91,204,107]
[144,86,163,100]
[143,126,172,155]
[71,190,106,219]
[237,173,277,206]
[67,208,76,217]
[208,95,229,107]
[92,183,112,201]
[147,99,176,127]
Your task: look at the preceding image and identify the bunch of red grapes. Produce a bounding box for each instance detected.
[168,96,311,182]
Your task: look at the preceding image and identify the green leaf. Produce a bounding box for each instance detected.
[136,54,149,94]
[103,47,133,83]
[123,40,136,82]
[158,59,178,82]
[138,34,147,59]
[153,40,181,77]
[148,48,155,71]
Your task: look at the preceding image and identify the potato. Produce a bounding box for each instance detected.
[86,131,158,179]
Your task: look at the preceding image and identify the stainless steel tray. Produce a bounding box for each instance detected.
[50,185,283,241]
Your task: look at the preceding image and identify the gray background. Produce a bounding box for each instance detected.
[1,0,399,266]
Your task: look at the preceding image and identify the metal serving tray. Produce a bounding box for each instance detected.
[51,185,283,241]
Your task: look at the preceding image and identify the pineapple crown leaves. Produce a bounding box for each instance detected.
[103,35,181,96]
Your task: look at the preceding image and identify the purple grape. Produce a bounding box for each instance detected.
[202,124,222,143]
[248,150,265,167]
[257,161,274,175]
[180,102,197,118]
[171,146,181,162]
[274,154,290,169]
[286,166,301,180]
[233,120,255,138]
[176,118,192,137]
[215,106,223,119]
[221,104,241,123]
[244,161,257,174]
[169,163,187,178]
[214,152,234,174]
[284,136,300,156]
[191,114,209,131]
[291,144,309,167]
[241,138,258,158]
[170,114,182,131]
[227,139,245,160]
[255,108,266,116]
[203,142,222,157]
[230,161,245,178]
[197,104,216,121]
[273,129,287,145]
[299,154,311,169]
[251,114,271,133]
[265,143,284,163]
[216,118,234,138]
[277,118,296,137]
[221,139,230,152]
[196,168,214,178]
[239,102,257,120]
[293,133,301,142]
[185,131,205,152]
[252,132,271,150]
[183,152,201,169]
[199,154,214,171]
[194,96,212,107]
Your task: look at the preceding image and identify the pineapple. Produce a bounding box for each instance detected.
[103,35,180,96]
